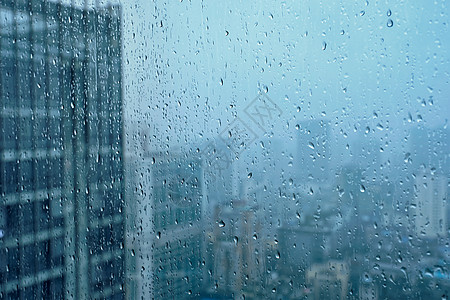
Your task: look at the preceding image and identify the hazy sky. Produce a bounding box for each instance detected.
[121,0,450,159]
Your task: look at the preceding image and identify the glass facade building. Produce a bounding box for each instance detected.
[0,1,124,299]
[127,150,204,299]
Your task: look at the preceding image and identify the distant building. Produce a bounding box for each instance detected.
[127,150,205,299]
[277,224,333,282]
[296,119,331,185]
[0,2,125,299]
[409,126,449,175]
[306,260,349,300]
[336,165,379,222]
[202,139,235,208]
[351,124,382,183]
[204,202,266,298]
[414,171,447,238]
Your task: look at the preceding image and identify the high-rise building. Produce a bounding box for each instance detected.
[127,150,205,299]
[414,171,447,238]
[0,2,125,299]
[409,126,449,238]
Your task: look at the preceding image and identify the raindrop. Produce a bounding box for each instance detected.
[387,19,393,27]
[218,220,225,228]
[404,152,411,163]
[248,172,252,178]
[408,112,413,123]
[308,142,315,149]
[360,184,366,192]
[322,42,327,50]
[387,9,392,17]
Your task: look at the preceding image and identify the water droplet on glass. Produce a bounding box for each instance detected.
[387,19,393,27]
[218,220,225,228]
[387,9,392,17]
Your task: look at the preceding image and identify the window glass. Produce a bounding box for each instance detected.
[0,0,449,299]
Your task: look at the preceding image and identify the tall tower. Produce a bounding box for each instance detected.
[0,2,125,299]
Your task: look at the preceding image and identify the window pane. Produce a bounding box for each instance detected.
[1,0,449,299]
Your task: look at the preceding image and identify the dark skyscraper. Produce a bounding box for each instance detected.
[0,2,125,299]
